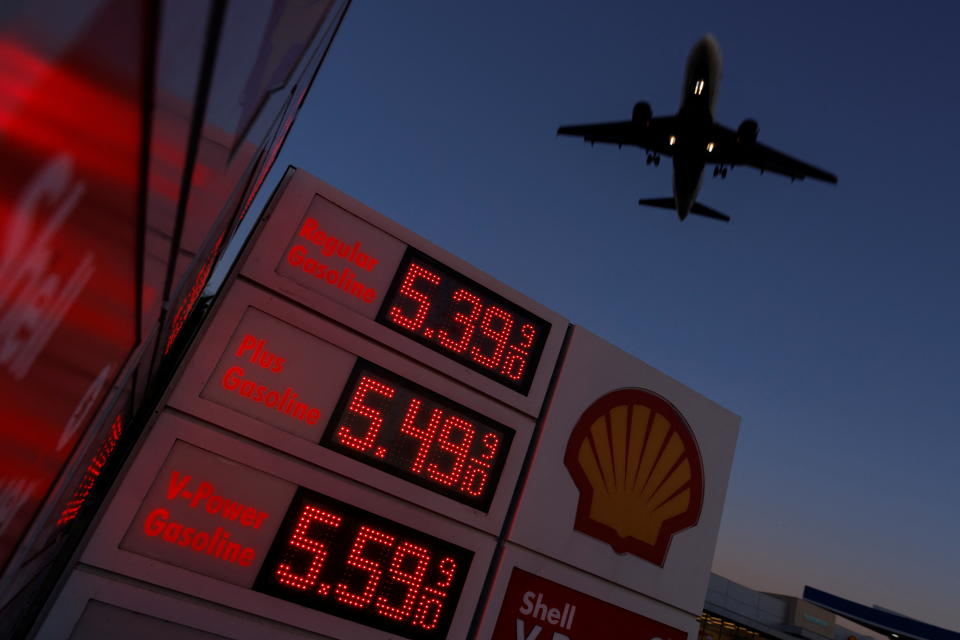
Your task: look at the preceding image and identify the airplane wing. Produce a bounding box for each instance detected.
[557,117,678,155]
[709,123,838,183]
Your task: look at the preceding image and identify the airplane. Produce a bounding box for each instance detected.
[557,34,837,222]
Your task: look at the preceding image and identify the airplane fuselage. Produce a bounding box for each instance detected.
[556,33,836,222]
[672,35,721,219]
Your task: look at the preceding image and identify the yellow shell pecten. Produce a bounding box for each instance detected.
[564,388,703,564]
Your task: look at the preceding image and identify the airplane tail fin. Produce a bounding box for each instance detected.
[637,197,676,210]
[690,201,731,222]
[637,197,731,222]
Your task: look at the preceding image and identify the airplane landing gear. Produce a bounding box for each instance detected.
[646,153,661,166]
[713,165,728,178]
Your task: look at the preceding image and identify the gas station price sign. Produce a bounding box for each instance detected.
[254,487,473,640]
[377,249,549,394]
[322,361,514,512]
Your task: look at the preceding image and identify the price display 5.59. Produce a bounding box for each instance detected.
[254,487,473,640]
[378,250,549,395]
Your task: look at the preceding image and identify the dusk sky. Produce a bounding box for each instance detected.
[240,1,960,630]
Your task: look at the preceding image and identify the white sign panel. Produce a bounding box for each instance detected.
[508,326,739,615]
[170,280,535,535]
[474,544,699,640]
[241,169,568,418]
[79,412,496,640]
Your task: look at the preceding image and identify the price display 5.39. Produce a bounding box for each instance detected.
[378,249,549,394]
[322,361,514,512]
[254,487,473,640]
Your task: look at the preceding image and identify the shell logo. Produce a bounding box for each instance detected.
[563,388,704,565]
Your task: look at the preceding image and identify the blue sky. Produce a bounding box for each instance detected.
[244,1,960,630]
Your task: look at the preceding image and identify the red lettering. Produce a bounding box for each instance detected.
[236,334,256,358]
[220,365,322,425]
[167,474,268,528]
[286,242,378,301]
[299,217,319,239]
[167,471,190,500]
[141,507,256,566]
[296,218,378,272]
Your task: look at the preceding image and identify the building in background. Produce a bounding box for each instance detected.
[701,575,959,640]
[0,1,350,635]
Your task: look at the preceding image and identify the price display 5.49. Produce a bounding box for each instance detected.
[254,488,472,640]
[378,250,549,394]
[322,362,514,512]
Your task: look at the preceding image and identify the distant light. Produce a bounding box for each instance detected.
[706,142,715,152]
[669,136,676,145]
[694,80,705,95]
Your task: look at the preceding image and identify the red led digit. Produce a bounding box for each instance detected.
[459,465,488,497]
[518,323,537,350]
[426,415,474,487]
[399,399,442,474]
[412,592,445,630]
[499,351,527,381]
[470,306,513,369]
[478,432,499,461]
[274,505,342,592]
[375,541,431,621]
[412,557,458,630]
[435,557,457,588]
[459,433,499,496]
[335,526,395,609]
[338,376,396,452]
[388,263,440,331]
[435,288,481,353]
[500,322,537,380]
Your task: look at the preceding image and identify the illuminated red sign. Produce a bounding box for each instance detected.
[491,568,689,640]
[164,230,225,355]
[0,1,141,571]
[57,414,124,526]
[378,250,548,394]
[255,487,472,639]
[322,362,514,511]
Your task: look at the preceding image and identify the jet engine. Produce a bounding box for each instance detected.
[632,101,652,127]
[737,118,759,143]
